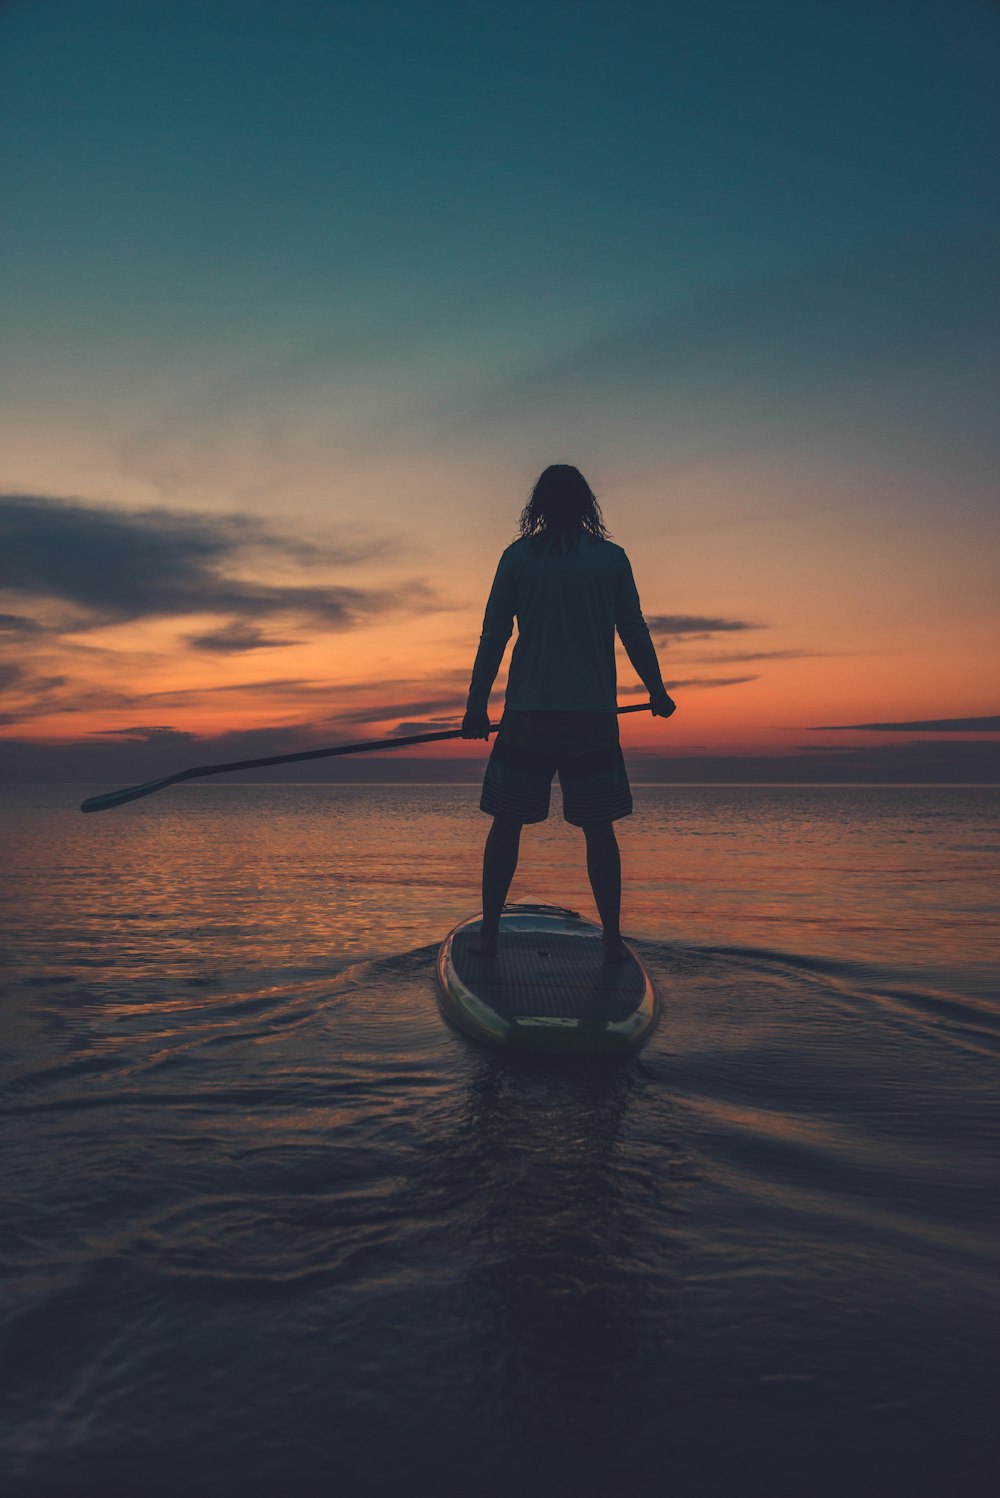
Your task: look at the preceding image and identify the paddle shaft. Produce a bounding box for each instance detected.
[80,702,654,813]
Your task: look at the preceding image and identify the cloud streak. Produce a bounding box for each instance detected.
[98,725,199,744]
[390,718,460,737]
[618,674,758,696]
[0,493,424,635]
[812,715,1000,733]
[667,676,757,690]
[644,614,763,639]
[184,623,299,653]
[682,649,823,665]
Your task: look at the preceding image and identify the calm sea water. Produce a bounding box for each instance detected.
[1,783,998,1498]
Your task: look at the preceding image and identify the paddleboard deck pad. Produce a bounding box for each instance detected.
[436,903,658,1054]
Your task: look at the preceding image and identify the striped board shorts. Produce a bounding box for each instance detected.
[480,709,632,826]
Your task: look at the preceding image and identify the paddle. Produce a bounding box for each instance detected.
[80,702,654,813]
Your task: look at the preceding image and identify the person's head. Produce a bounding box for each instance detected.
[518,464,609,545]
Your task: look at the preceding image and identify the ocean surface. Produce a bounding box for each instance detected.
[1,781,998,1498]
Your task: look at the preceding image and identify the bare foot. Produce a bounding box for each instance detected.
[469,927,498,958]
[602,934,631,964]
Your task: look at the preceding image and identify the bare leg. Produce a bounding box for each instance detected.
[471,815,522,956]
[583,820,629,962]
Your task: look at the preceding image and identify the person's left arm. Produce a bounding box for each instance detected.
[462,550,515,738]
[614,553,676,717]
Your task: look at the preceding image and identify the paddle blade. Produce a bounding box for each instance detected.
[80,775,181,813]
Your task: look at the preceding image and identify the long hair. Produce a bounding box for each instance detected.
[518,464,609,550]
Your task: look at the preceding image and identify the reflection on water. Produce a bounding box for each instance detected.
[1,785,998,1497]
[457,1057,689,1451]
[3,782,998,980]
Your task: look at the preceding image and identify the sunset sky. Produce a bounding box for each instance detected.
[2,0,998,782]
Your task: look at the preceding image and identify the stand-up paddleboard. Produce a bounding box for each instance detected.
[436,902,658,1055]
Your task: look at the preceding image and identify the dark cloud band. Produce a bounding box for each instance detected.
[812,716,1000,733]
[645,614,763,637]
[0,492,433,646]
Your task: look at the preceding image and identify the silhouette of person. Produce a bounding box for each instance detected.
[461,465,675,959]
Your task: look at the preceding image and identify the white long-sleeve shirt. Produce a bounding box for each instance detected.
[467,533,666,714]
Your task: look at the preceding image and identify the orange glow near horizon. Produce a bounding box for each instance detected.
[6,591,998,761]
[2,449,998,769]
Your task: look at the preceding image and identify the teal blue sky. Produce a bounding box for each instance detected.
[4,0,998,439]
[1,0,998,781]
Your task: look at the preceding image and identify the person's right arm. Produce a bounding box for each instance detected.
[462,549,516,737]
[614,553,676,718]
